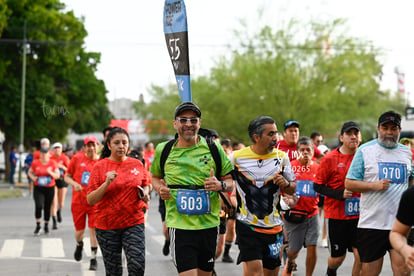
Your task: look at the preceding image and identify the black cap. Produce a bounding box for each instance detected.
[209,129,219,139]
[284,120,300,130]
[378,110,401,127]
[40,146,49,153]
[340,121,360,134]
[174,102,201,118]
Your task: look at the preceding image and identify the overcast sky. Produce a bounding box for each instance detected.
[63,0,414,105]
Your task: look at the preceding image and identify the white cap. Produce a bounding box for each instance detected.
[317,144,329,154]
[52,142,63,149]
[40,138,50,145]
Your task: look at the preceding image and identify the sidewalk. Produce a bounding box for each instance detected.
[0,178,27,198]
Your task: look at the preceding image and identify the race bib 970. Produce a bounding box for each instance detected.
[378,162,406,184]
[176,189,211,215]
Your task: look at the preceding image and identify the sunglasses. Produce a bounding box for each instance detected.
[176,117,200,125]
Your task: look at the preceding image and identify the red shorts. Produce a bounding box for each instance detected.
[71,202,96,231]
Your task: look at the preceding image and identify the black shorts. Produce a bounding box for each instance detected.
[235,220,282,270]
[328,219,358,257]
[170,227,218,273]
[219,217,227,234]
[357,228,392,263]
[56,178,68,188]
[408,228,414,246]
[158,197,166,222]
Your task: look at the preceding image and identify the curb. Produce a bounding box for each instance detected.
[0,188,24,199]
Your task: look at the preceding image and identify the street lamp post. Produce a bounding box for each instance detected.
[18,20,27,184]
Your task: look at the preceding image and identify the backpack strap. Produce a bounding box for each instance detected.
[205,136,222,179]
[160,138,176,177]
[205,137,233,208]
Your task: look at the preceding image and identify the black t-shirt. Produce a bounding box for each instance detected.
[396,186,414,226]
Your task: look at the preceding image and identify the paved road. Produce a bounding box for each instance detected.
[0,186,393,275]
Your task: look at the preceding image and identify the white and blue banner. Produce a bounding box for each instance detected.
[163,0,192,102]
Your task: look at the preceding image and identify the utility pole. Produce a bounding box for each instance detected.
[18,20,27,184]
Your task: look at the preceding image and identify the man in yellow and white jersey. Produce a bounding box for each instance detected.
[230,116,296,276]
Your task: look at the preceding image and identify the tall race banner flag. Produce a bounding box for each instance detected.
[163,0,192,102]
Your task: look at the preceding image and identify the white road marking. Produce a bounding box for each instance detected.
[0,239,24,258]
[41,238,65,258]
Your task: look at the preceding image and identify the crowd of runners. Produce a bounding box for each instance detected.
[17,102,414,276]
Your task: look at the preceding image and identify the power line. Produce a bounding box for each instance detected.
[0,38,82,46]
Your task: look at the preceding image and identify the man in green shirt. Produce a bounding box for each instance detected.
[151,102,234,276]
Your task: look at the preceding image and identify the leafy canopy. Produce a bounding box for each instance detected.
[136,19,404,145]
[0,0,112,147]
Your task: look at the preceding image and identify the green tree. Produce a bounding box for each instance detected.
[136,19,404,145]
[0,0,112,180]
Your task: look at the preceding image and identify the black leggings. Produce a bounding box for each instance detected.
[96,224,145,276]
[33,185,55,221]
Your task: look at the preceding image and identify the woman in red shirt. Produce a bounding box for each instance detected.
[50,142,70,229]
[87,127,150,276]
[28,146,60,235]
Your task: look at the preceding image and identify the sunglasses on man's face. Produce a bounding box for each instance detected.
[176,117,200,125]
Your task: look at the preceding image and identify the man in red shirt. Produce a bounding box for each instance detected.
[314,121,362,276]
[276,120,323,162]
[143,141,155,168]
[282,137,320,276]
[64,136,100,271]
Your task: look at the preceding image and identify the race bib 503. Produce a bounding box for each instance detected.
[176,189,211,215]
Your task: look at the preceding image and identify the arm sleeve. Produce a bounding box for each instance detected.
[314,183,345,200]
[396,187,414,226]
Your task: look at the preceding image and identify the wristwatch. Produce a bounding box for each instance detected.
[220,180,226,192]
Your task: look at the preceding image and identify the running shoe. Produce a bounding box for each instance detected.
[222,254,234,263]
[74,241,84,261]
[33,225,41,236]
[320,238,328,248]
[57,210,62,223]
[162,240,170,256]
[44,224,49,235]
[89,258,97,271]
[281,261,296,276]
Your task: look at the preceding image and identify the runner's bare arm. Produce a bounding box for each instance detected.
[345,178,391,192]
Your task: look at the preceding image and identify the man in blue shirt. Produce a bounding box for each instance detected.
[9,146,17,187]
